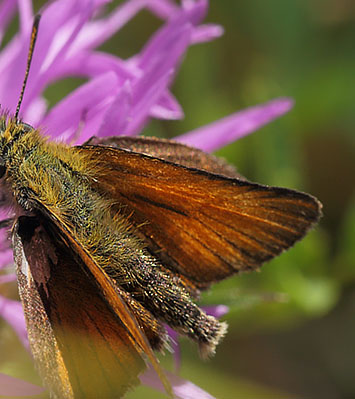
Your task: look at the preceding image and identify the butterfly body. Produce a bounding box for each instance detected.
[0,13,323,399]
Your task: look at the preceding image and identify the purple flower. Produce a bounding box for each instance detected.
[0,0,293,397]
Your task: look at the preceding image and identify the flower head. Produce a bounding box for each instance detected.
[0,0,293,397]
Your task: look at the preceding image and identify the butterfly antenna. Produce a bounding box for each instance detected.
[15,14,41,122]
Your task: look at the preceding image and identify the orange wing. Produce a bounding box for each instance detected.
[78,145,322,287]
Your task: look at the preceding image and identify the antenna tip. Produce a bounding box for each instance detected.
[34,14,41,25]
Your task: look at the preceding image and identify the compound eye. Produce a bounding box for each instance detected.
[0,164,6,179]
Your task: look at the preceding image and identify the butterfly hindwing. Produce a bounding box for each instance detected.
[84,135,242,178]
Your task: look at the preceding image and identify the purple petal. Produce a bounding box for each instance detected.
[22,1,98,111]
[0,218,12,268]
[191,24,224,44]
[0,296,29,350]
[181,0,208,25]
[121,19,194,133]
[0,32,28,112]
[0,274,16,284]
[99,70,175,136]
[0,228,10,249]
[54,51,136,81]
[150,91,184,120]
[0,207,12,225]
[0,0,16,26]
[97,80,132,137]
[140,366,216,399]
[146,0,180,19]
[177,97,294,152]
[24,96,48,126]
[0,208,10,219]
[0,250,13,268]
[0,1,16,45]
[69,0,148,53]
[0,373,43,396]
[166,325,181,371]
[137,1,206,70]
[123,69,175,135]
[0,0,97,115]
[41,72,118,140]
[17,0,33,35]
[103,21,192,135]
[203,305,229,318]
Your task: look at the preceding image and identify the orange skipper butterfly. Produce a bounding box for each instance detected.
[0,15,322,398]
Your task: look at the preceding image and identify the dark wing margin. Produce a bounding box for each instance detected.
[13,215,146,398]
[78,145,322,287]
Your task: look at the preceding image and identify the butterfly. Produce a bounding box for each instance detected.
[0,15,322,398]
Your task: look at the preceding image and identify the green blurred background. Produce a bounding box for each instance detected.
[1,1,355,398]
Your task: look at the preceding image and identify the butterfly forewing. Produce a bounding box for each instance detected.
[78,144,322,286]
